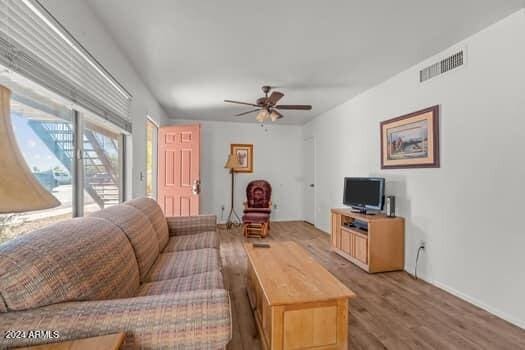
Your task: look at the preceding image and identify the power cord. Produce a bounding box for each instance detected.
[414,245,425,280]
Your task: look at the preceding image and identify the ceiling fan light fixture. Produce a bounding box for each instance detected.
[270,110,280,122]
[256,109,269,122]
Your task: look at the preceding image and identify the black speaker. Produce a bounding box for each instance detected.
[385,196,396,217]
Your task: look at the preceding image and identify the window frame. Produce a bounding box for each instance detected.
[145,117,159,200]
[8,96,128,220]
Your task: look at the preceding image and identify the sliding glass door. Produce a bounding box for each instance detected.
[1,85,128,244]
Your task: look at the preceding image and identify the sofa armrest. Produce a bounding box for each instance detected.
[166,214,217,236]
[0,289,231,349]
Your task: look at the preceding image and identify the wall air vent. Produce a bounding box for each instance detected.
[420,50,465,83]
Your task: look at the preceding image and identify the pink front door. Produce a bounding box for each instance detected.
[158,124,200,216]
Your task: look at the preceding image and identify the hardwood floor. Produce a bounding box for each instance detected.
[219,221,525,350]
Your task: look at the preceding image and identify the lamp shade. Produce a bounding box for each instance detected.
[270,110,281,122]
[256,109,269,123]
[224,154,241,169]
[0,85,60,213]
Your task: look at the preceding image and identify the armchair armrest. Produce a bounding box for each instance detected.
[166,214,217,236]
[0,289,231,349]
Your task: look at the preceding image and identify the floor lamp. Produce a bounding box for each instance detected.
[0,84,60,213]
[224,154,242,229]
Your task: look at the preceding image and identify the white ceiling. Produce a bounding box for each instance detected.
[86,0,523,125]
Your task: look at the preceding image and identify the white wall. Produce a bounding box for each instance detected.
[303,9,525,328]
[170,120,304,223]
[40,0,168,198]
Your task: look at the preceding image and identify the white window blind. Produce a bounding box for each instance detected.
[0,0,132,132]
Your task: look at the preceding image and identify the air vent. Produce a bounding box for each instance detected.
[420,50,464,82]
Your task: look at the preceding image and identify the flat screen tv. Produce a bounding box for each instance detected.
[343,177,385,213]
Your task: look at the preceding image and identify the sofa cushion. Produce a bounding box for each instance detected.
[91,204,160,281]
[0,290,232,350]
[0,217,140,312]
[163,231,220,252]
[166,215,217,236]
[125,198,169,251]
[137,271,224,296]
[145,249,221,282]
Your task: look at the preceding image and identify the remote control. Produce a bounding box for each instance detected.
[253,243,271,248]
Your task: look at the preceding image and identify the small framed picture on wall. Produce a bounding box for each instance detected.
[380,105,440,169]
[231,144,253,173]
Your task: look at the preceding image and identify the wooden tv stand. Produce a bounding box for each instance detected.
[331,208,405,273]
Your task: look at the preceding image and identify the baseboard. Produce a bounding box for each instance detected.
[431,280,525,330]
[404,268,525,330]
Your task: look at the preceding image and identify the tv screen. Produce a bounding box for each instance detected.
[343,177,385,211]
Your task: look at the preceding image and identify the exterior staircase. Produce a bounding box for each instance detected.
[29,120,120,209]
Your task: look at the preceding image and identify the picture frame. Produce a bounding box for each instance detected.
[380,105,440,169]
[230,144,253,173]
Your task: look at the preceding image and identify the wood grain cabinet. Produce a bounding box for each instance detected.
[330,209,404,273]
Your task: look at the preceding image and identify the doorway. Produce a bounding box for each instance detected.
[158,124,200,216]
[303,137,315,225]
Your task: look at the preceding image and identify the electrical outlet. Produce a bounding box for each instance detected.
[419,240,426,249]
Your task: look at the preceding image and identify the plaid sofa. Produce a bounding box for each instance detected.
[0,198,231,349]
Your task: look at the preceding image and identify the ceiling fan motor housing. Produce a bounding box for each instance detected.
[262,85,272,95]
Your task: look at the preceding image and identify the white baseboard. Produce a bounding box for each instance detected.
[402,268,525,330]
[431,280,525,330]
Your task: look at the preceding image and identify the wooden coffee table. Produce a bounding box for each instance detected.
[244,242,355,350]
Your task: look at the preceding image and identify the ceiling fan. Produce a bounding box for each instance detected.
[224,85,312,122]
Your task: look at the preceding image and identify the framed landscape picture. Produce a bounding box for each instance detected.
[231,144,253,173]
[380,105,440,169]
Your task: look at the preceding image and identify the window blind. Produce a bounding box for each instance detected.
[0,0,132,132]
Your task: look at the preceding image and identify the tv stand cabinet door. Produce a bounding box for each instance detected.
[353,234,368,264]
[340,229,353,256]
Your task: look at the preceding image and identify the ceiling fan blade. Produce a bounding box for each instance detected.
[235,109,260,117]
[275,105,312,110]
[268,91,284,105]
[224,99,259,107]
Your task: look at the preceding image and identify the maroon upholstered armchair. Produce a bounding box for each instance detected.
[244,180,272,213]
[242,180,272,237]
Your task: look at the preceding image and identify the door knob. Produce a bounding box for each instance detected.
[309,184,315,188]
[192,179,201,195]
